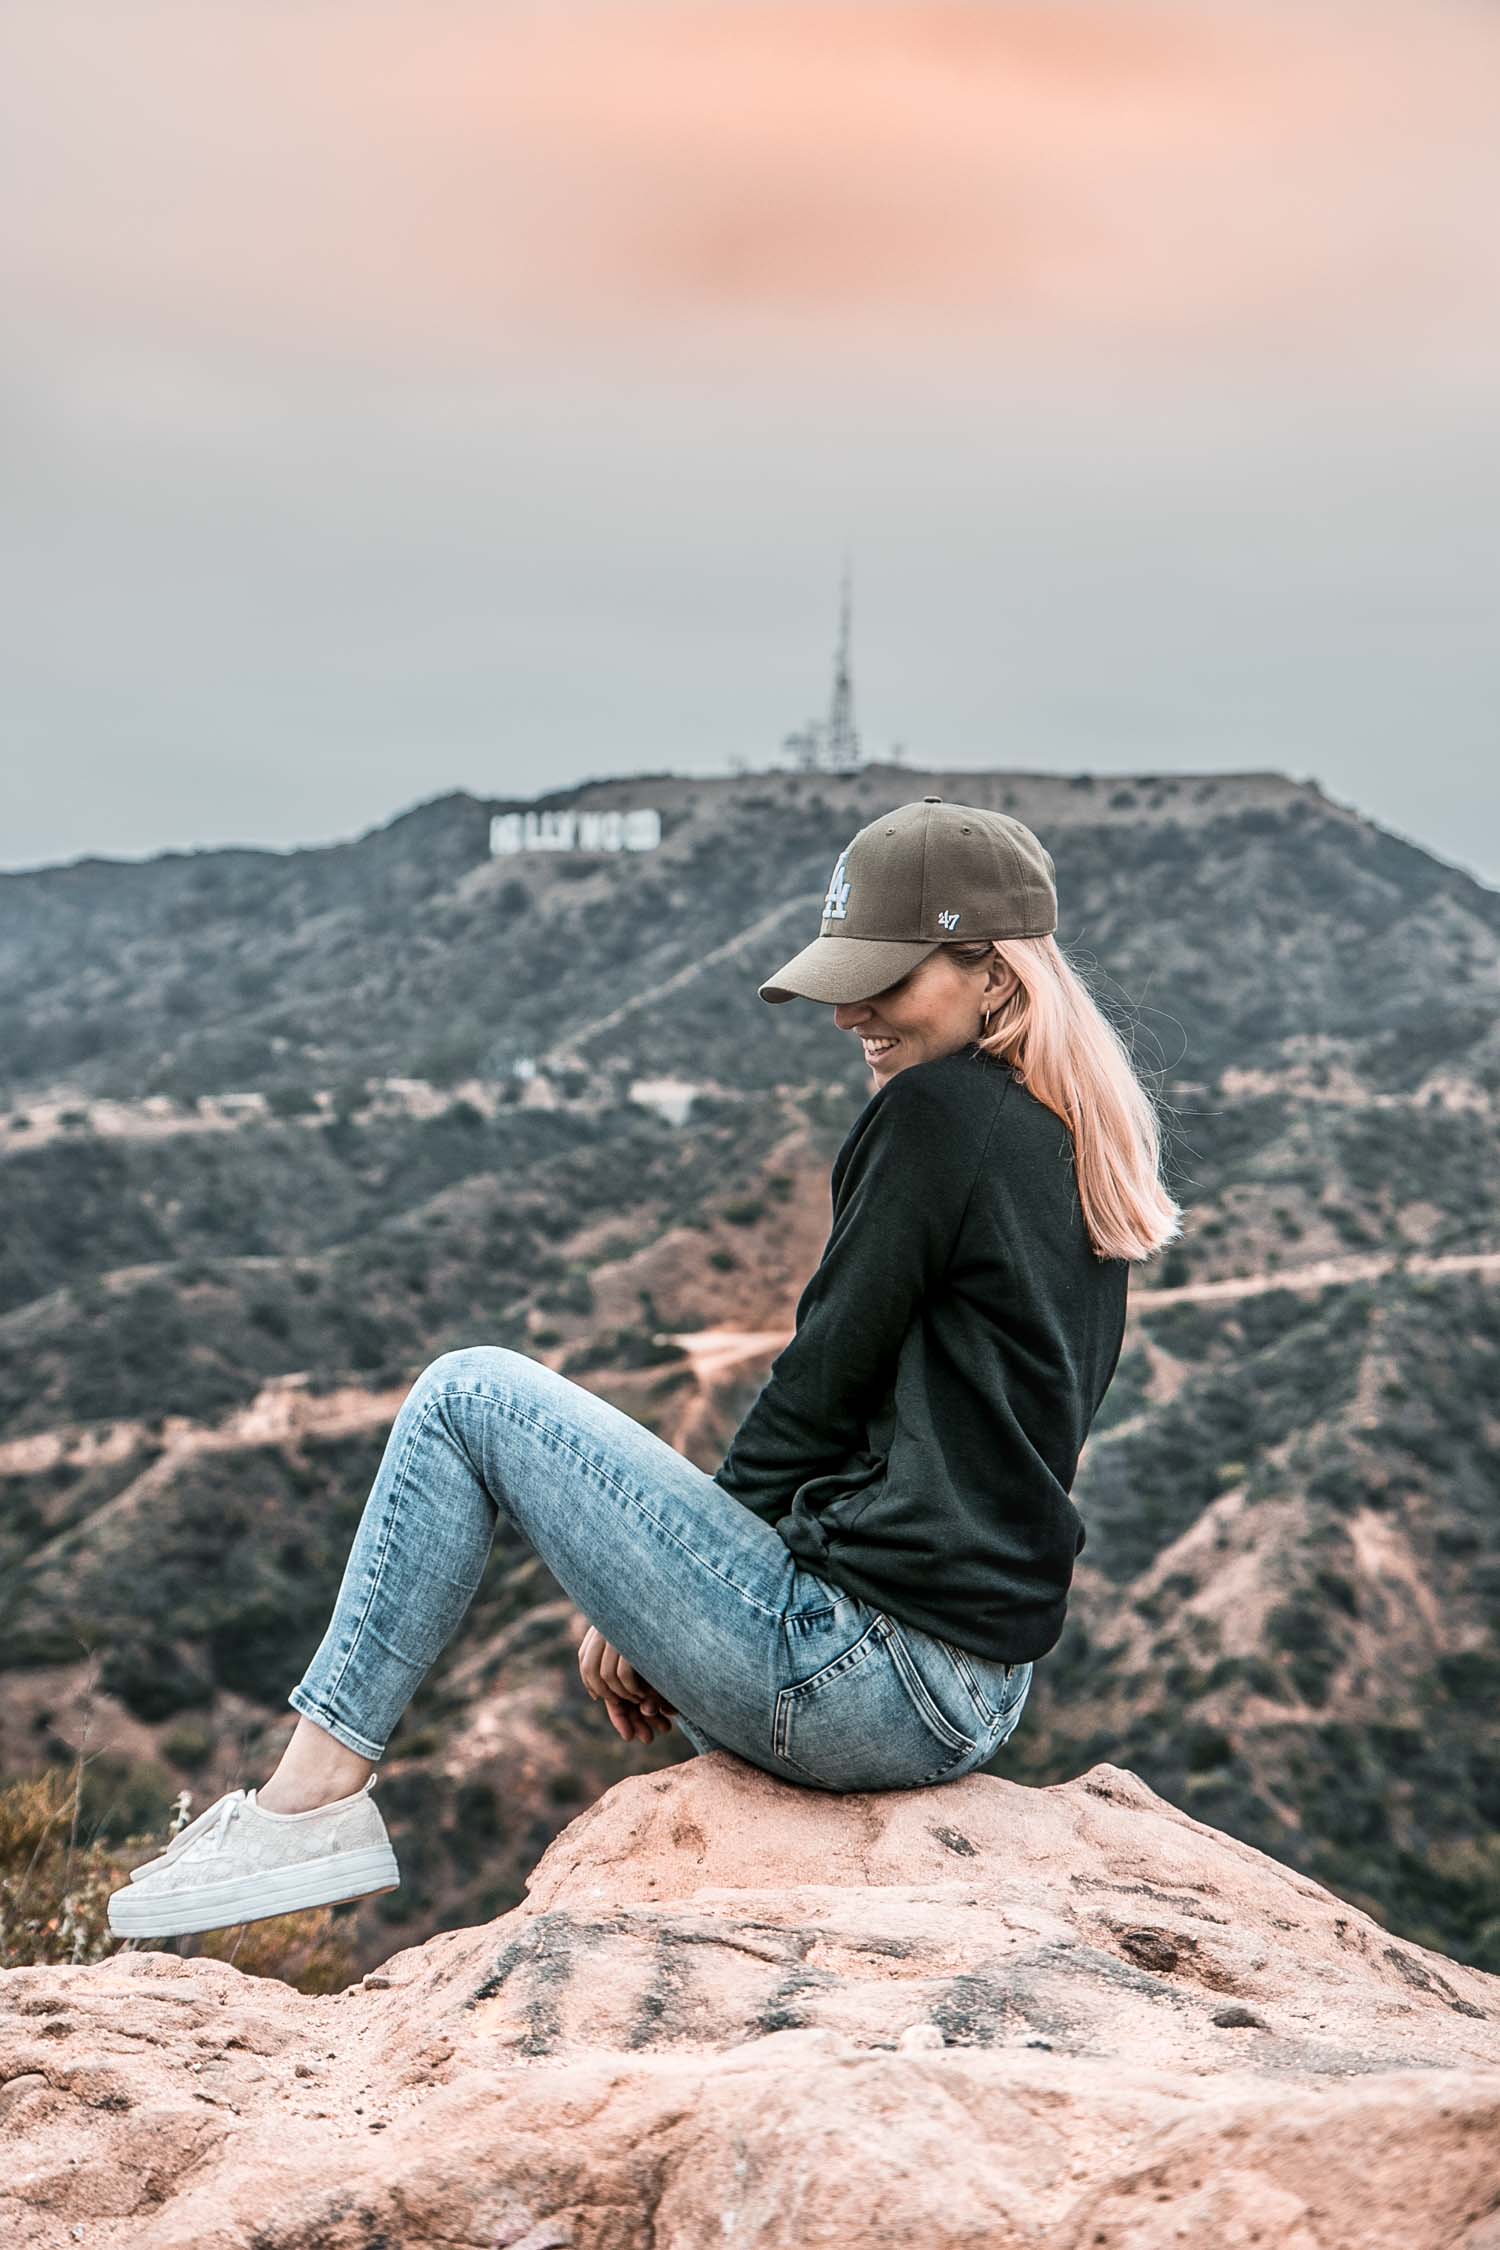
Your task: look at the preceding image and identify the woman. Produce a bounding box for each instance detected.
[108,796,1181,1941]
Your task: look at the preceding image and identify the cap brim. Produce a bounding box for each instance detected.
[757,935,944,1005]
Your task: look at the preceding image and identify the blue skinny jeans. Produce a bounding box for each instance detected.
[289,1347,1033,1793]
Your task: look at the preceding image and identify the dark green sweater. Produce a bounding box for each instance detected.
[712,1043,1129,1664]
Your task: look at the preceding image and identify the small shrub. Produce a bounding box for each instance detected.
[1186,1726,1235,1773]
[267,1085,319,1119]
[99,1638,214,1723]
[162,1723,216,1771]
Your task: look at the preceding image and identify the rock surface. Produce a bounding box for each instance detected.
[3,1755,1498,2249]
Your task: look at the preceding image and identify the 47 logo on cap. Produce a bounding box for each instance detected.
[823,850,852,922]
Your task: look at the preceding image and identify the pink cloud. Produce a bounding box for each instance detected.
[3,0,1497,367]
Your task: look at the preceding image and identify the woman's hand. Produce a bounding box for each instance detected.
[577,1623,678,1744]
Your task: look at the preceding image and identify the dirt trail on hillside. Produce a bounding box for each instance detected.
[0,1375,411,1485]
[659,1329,795,1455]
[3,1245,1493,1491]
[661,1243,1500,1383]
[541,890,825,1065]
[665,1328,795,1383]
[1142,1245,1500,1305]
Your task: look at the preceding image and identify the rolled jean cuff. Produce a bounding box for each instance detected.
[287,1684,388,1763]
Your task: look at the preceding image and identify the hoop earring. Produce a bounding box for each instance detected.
[980,1009,992,1034]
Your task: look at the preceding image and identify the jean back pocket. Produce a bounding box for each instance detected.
[773,1612,986,1792]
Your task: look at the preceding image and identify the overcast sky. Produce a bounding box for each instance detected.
[3,0,1498,884]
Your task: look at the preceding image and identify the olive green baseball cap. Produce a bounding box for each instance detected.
[758,795,1057,1005]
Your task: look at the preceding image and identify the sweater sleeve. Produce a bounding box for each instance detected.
[711,1068,991,1528]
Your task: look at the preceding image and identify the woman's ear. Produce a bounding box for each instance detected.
[983,950,1016,1005]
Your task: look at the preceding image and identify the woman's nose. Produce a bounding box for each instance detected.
[833,1003,871,1030]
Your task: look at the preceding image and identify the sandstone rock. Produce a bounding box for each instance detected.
[2,1756,1497,2249]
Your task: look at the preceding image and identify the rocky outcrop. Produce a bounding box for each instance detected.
[3,1756,1498,2249]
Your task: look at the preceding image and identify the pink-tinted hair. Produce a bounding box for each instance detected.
[946,935,1183,1265]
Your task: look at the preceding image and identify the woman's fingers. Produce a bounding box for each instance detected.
[598,1642,638,1700]
[602,1687,672,1743]
[580,1630,679,1735]
[582,1630,645,1738]
[600,1642,655,1707]
[578,1624,607,1701]
[602,1687,644,1742]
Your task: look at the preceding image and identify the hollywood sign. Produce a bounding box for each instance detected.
[490,808,662,856]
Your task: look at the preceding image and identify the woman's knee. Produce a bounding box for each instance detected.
[419,1344,530,1397]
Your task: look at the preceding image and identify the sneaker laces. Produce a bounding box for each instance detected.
[157,1786,249,1866]
[206,1792,247,1852]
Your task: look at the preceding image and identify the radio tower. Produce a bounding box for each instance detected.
[782,559,863,773]
[825,559,860,771]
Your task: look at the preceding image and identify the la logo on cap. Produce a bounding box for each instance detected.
[823,849,852,922]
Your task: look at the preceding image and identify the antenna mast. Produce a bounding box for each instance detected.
[824,557,860,772]
[782,560,864,773]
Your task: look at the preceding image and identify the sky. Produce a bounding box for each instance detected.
[3,0,1499,884]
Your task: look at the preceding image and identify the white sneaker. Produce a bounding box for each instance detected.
[107,1775,400,1940]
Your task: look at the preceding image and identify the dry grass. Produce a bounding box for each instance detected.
[0,1682,358,1990]
[0,1765,133,1970]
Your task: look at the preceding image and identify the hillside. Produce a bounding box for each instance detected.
[1,763,1497,1980]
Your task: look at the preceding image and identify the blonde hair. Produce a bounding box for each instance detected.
[945,936,1184,1265]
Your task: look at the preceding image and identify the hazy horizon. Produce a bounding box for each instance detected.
[5,754,1494,905]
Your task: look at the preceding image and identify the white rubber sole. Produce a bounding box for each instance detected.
[107,1844,400,1939]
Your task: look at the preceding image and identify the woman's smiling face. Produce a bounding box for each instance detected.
[832,946,1007,1082]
